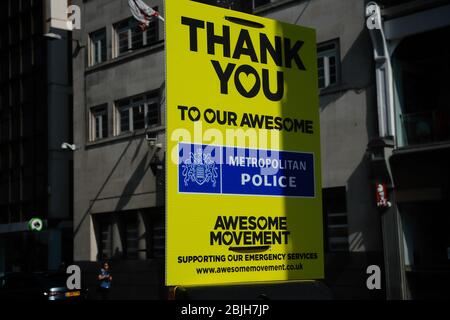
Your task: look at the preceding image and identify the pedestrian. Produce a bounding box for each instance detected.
[98,262,112,300]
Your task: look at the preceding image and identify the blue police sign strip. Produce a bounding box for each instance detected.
[178,143,315,198]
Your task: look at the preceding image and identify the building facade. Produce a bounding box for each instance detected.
[71,0,450,299]
[71,0,166,299]
[0,0,73,275]
[366,0,450,299]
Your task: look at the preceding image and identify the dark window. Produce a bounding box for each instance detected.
[0,2,8,21]
[0,144,8,171]
[90,28,107,66]
[116,19,136,54]
[10,1,20,17]
[130,21,143,49]
[141,211,165,259]
[98,216,114,260]
[151,216,165,258]
[90,105,108,141]
[146,18,159,44]
[394,26,450,146]
[22,13,32,37]
[121,214,139,260]
[22,0,32,11]
[94,211,166,261]
[116,93,160,135]
[132,100,146,131]
[0,111,10,143]
[146,102,159,127]
[317,40,340,89]
[323,187,348,252]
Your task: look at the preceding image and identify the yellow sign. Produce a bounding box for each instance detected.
[166,0,323,286]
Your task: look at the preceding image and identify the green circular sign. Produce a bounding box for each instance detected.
[28,218,44,232]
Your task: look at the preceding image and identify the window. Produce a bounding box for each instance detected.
[116,94,159,135]
[0,111,9,143]
[94,211,165,261]
[116,19,139,55]
[317,40,340,89]
[394,27,450,146]
[114,13,159,57]
[151,216,165,258]
[89,28,106,66]
[141,211,165,259]
[98,216,114,260]
[0,144,8,170]
[121,214,139,260]
[90,105,108,141]
[323,187,348,252]
[146,16,159,45]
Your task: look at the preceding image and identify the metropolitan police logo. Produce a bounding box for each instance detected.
[182,148,219,187]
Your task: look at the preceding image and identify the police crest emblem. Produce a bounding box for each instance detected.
[182,148,219,187]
